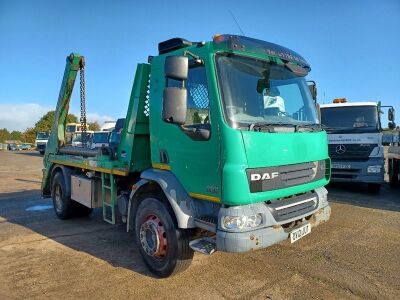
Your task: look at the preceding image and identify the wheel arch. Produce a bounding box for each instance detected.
[50,164,73,197]
[127,169,196,232]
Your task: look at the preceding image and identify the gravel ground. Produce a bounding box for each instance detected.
[0,151,399,299]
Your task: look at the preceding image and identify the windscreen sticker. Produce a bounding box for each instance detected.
[328,133,381,144]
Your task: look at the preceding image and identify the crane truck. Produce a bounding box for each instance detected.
[41,34,331,277]
[320,99,395,192]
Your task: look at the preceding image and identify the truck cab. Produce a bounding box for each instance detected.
[35,131,49,155]
[320,99,393,192]
[91,131,110,149]
[65,123,88,145]
[71,131,94,147]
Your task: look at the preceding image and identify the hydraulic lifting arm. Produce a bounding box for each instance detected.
[41,53,84,196]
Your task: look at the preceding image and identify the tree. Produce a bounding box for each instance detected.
[0,128,10,143]
[88,121,100,131]
[34,111,78,132]
[22,128,36,143]
[10,131,22,141]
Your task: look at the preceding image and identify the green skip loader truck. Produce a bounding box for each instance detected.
[41,34,331,277]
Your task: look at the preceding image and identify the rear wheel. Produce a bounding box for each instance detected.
[367,183,381,193]
[52,172,92,219]
[52,172,74,219]
[134,196,193,277]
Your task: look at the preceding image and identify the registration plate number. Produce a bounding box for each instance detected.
[332,163,351,169]
[290,223,311,243]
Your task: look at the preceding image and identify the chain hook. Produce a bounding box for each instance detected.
[79,60,87,148]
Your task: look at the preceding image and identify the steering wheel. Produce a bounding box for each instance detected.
[278,111,290,117]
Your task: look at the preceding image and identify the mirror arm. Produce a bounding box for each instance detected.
[184,50,204,65]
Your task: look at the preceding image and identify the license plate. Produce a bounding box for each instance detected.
[332,163,351,169]
[290,223,311,243]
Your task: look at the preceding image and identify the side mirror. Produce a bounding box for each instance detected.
[388,122,396,130]
[163,56,188,125]
[388,107,395,122]
[165,56,188,80]
[162,87,187,125]
[307,80,317,101]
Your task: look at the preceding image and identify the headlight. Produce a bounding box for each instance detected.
[222,214,263,230]
[367,165,381,173]
[318,159,326,171]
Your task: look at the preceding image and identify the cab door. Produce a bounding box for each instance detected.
[152,58,221,203]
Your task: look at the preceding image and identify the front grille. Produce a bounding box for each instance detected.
[267,192,319,222]
[328,144,376,161]
[331,167,360,179]
[247,160,326,193]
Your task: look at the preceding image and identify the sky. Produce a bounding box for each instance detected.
[0,0,399,131]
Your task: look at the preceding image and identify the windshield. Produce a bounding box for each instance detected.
[36,132,49,139]
[72,133,92,143]
[66,125,77,133]
[216,54,318,128]
[93,132,109,144]
[320,106,379,133]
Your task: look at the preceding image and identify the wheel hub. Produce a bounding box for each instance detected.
[139,215,167,257]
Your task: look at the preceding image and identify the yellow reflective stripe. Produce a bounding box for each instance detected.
[152,163,171,170]
[189,192,220,203]
[50,159,128,176]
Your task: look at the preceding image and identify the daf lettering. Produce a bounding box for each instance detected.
[251,172,279,181]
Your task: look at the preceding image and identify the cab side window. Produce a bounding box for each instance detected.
[185,67,210,125]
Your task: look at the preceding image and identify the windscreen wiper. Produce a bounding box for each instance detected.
[296,123,322,132]
[249,122,296,132]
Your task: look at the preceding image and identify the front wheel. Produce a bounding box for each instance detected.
[134,196,193,277]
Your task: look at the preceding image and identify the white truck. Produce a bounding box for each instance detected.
[320,99,395,192]
[35,131,50,155]
[91,131,110,149]
[100,121,116,131]
[71,131,94,147]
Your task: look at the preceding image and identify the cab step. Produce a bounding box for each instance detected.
[189,237,216,255]
[194,216,217,232]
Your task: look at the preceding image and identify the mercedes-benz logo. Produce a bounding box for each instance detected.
[336,144,346,154]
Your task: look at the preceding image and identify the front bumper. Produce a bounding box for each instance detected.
[36,144,46,151]
[330,158,384,184]
[216,187,331,253]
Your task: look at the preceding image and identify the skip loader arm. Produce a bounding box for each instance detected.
[41,53,84,196]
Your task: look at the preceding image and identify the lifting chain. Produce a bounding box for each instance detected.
[79,64,87,148]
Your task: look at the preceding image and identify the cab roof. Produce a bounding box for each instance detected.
[158,34,310,69]
[320,101,378,108]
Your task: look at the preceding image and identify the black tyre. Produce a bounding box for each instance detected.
[135,196,193,277]
[39,151,45,155]
[389,159,399,187]
[367,183,381,193]
[51,172,74,219]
